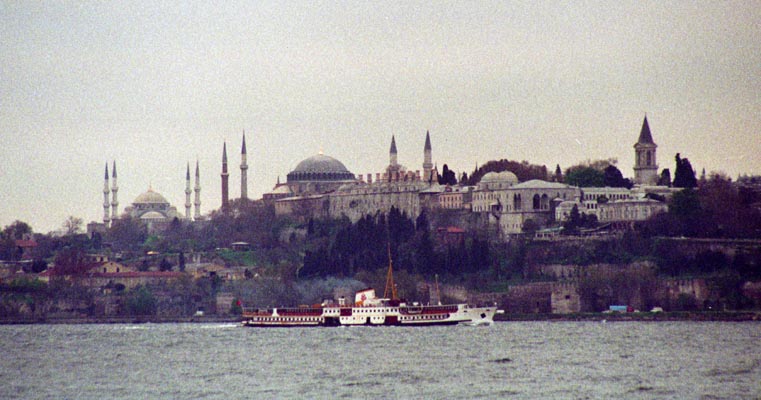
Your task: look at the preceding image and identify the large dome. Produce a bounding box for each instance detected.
[287,154,355,182]
[133,189,169,205]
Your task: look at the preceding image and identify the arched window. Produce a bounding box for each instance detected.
[533,194,541,210]
[541,194,549,210]
[513,194,521,210]
[646,151,652,166]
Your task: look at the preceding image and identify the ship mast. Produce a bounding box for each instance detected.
[383,243,398,300]
[434,274,442,306]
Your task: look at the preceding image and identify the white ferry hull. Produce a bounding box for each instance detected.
[241,305,499,328]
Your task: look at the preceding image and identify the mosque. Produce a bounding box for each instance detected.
[94,134,250,233]
[266,117,672,238]
[92,116,671,239]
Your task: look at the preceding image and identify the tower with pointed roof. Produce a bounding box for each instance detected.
[103,163,111,226]
[185,163,192,219]
[194,160,202,220]
[111,161,119,222]
[389,135,398,168]
[423,130,433,183]
[240,132,248,200]
[221,142,230,212]
[633,115,658,185]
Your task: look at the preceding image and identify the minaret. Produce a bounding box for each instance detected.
[423,130,433,182]
[633,115,658,185]
[111,161,119,222]
[240,132,248,200]
[390,135,398,167]
[103,163,110,226]
[194,160,201,219]
[185,162,192,219]
[221,141,230,211]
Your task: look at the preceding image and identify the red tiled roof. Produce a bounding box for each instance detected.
[87,271,185,278]
[438,226,465,233]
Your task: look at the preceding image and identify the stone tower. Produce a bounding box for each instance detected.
[221,141,230,212]
[240,132,248,200]
[103,163,110,226]
[185,162,192,219]
[111,161,119,222]
[194,160,201,220]
[633,116,658,185]
[390,135,398,168]
[423,130,433,182]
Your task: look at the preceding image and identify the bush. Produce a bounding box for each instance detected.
[125,286,157,316]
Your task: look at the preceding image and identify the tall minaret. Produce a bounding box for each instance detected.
[390,135,398,167]
[194,160,201,219]
[111,161,119,222]
[221,141,230,211]
[103,163,110,226]
[185,162,192,219]
[423,130,433,182]
[240,132,248,200]
[633,115,658,185]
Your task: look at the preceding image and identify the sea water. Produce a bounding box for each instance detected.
[1,321,759,399]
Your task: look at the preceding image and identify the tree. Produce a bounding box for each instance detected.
[2,220,32,240]
[563,205,582,235]
[668,188,704,236]
[125,286,157,315]
[178,252,186,272]
[438,164,457,186]
[673,153,697,188]
[62,216,83,236]
[467,159,548,185]
[658,168,672,187]
[699,172,761,238]
[108,217,147,251]
[522,219,538,234]
[603,165,633,188]
[565,167,605,187]
[159,257,173,271]
[554,164,563,182]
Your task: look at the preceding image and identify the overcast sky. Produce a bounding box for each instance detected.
[2,1,760,233]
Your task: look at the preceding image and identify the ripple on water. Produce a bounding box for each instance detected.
[1,322,760,399]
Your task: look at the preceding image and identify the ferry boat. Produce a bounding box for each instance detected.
[241,251,502,327]
[241,287,500,327]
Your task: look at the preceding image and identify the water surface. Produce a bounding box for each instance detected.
[1,321,759,399]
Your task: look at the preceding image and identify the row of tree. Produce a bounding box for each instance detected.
[300,208,491,281]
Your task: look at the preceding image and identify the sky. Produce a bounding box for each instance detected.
[1,1,760,233]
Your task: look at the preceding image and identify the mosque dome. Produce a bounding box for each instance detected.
[140,211,166,220]
[287,153,355,182]
[480,171,518,184]
[133,189,169,205]
[479,171,519,190]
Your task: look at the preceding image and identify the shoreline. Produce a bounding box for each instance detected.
[495,311,761,322]
[0,315,242,325]
[2,311,760,325]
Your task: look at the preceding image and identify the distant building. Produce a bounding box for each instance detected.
[597,198,668,228]
[473,173,581,237]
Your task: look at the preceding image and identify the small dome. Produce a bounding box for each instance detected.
[271,185,292,195]
[480,171,518,184]
[134,189,169,205]
[140,211,166,220]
